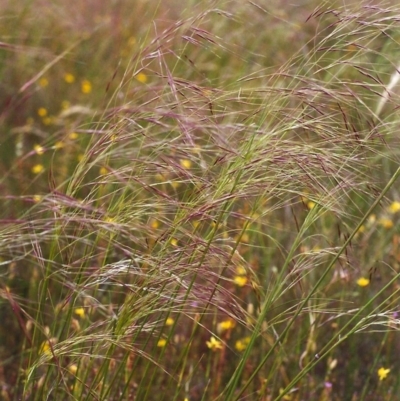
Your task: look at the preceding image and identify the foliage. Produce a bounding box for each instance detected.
[1,1,400,400]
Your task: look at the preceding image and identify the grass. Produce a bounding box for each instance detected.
[2,0,400,400]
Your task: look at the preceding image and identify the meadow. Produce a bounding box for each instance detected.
[2,0,400,400]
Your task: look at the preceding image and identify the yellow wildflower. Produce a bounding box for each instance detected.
[39,341,52,356]
[157,338,167,347]
[180,159,192,169]
[240,232,250,243]
[377,367,390,381]
[389,201,400,214]
[81,79,92,94]
[379,218,394,229]
[64,73,75,83]
[34,145,45,155]
[99,166,108,175]
[74,307,85,318]
[37,107,47,117]
[206,336,223,351]
[135,72,148,83]
[170,238,178,247]
[39,77,49,87]
[69,132,79,140]
[235,336,251,352]
[61,100,70,109]
[150,219,160,229]
[42,116,53,126]
[54,141,64,150]
[165,317,174,326]
[39,338,57,356]
[234,276,247,287]
[236,266,246,275]
[31,164,44,174]
[357,277,370,287]
[234,265,247,287]
[68,364,78,374]
[218,319,236,333]
[128,36,136,47]
[307,201,316,210]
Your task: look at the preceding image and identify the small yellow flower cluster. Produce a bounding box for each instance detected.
[217,319,236,333]
[356,277,370,287]
[206,336,223,351]
[34,144,45,155]
[135,72,148,84]
[81,79,92,94]
[234,266,247,287]
[74,307,85,318]
[64,73,75,83]
[39,77,49,87]
[180,159,192,169]
[377,366,390,381]
[32,164,45,174]
[389,201,400,214]
[157,338,167,347]
[235,336,251,352]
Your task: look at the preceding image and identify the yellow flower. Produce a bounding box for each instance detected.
[68,364,78,374]
[235,336,251,352]
[69,132,79,140]
[39,77,49,87]
[33,195,42,203]
[37,107,47,117]
[389,201,400,213]
[39,341,52,356]
[99,166,108,175]
[236,266,246,275]
[357,277,370,287]
[234,266,247,287]
[307,201,316,210]
[234,276,247,287]
[42,116,53,126]
[218,319,236,332]
[135,72,148,83]
[157,338,167,347]
[180,159,192,169]
[32,164,44,174]
[61,100,70,109]
[379,218,394,229]
[150,219,160,229]
[377,367,390,381]
[170,238,178,247]
[64,73,75,83]
[206,336,223,351]
[39,338,57,356]
[357,225,365,234]
[54,141,64,150]
[74,307,85,318]
[81,79,92,94]
[240,232,250,243]
[34,145,45,155]
[165,317,174,326]
[128,36,136,47]
[279,388,292,400]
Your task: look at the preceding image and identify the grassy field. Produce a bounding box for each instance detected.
[2,1,400,400]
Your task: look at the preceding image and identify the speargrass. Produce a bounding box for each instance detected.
[2,1,400,401]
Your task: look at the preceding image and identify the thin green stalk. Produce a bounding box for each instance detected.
[227,166,400,401]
